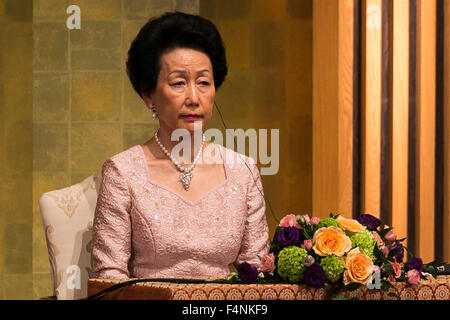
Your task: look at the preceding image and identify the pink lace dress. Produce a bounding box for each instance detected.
[90,144,270,279]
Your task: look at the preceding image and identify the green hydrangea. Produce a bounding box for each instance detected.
[316,217,341,230]
[320,255,345,283]
[350,230,377,260]
[277,246,308,283]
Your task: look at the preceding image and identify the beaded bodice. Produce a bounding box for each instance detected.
[90,144,270,279]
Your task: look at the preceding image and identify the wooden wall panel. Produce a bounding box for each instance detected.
[415,0,436,262]
[362,0,383,219]
[391,0,409,242]
[313,0,448,262]
[313,0,356,219]
[443,0,450,262]
[313,0,339,218]
[338,0,355,217]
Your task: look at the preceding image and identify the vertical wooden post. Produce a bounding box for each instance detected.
[362,0,383,219]
[415,0,436,262]
[313,0,355,218]
[313,0,339,217]
[442,0,450,262]
[391,0,409,242]
[338,0,356,217]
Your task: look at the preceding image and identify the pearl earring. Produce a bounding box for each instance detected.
[151,104,158,119]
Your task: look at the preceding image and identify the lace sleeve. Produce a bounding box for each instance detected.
[90,158,132,279]
[233,163,270,270]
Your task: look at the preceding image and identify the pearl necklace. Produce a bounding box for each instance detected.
[154,129,206,190]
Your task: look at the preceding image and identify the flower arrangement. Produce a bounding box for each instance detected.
[228,213,445,299]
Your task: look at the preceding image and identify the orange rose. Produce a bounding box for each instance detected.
[336,215,366,233]
[343,248,374,285]
[312,226,352,257]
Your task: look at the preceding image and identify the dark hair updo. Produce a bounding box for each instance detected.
[126,11,228,97]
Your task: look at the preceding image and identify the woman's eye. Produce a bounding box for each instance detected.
[171,81,185,87]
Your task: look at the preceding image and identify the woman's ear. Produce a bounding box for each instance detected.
[141,92,153,109]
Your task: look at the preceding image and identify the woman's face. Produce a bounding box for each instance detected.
[144,48,215,133]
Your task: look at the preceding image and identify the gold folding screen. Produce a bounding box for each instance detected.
[313,0,450,263]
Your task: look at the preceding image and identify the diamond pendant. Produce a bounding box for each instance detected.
[180,171,193,190]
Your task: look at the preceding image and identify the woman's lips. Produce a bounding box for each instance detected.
[181,115,202,121]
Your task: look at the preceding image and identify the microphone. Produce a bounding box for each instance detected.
[83,101,280,300]
[213,100,279,224]
[437,264,450,275]
[83,277,231,300]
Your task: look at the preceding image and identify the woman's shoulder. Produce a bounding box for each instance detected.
[214,144,259,180]
[101,144,143,172]
[216,144,262,193]
[216,144,257,167]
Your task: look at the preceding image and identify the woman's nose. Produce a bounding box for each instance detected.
[185,83,199,106]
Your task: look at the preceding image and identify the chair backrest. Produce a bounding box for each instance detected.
[38,172,102,300]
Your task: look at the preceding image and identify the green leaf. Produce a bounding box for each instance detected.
[374,244,386,262]
[378,227,394,239]
[387,246,402,259]
[345,282,364,292]
[396,275,407,282]
[380,280,393,291]
[404,246,415,258]
[326,283,345,299]
[425,258,444,267]
[302,228,312,240]
[383,262,394,274]
[257,273,281,284]
[306,225,315,238]
[272,226,281,241]
[226,272,240,284]
[423,264,438,278]
[270,242,280,254]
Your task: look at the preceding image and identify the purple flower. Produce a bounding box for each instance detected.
[304,263,326,288]
[405,257,423,274]
[389,242,404,263]
[237,262,258,284]
[277,227,300,247]
[357,214,381,231]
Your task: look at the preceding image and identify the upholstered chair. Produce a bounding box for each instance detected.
[38,172,102,300]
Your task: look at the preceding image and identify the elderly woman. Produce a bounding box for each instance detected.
[90,12,269,280]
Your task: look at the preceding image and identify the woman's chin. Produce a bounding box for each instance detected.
[177,120,206,132]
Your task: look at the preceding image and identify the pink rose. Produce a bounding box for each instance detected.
[301,214,310,224]
[372,231,389,256]
[260,253,275,275]
[388,262,402,281]
[371,231,384,247]
[381,245,389,257]
[301,239,313,250]
[310,217,320,225]
[279,214,301,229]
[383,225,397,241]
[407,269,420,285]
